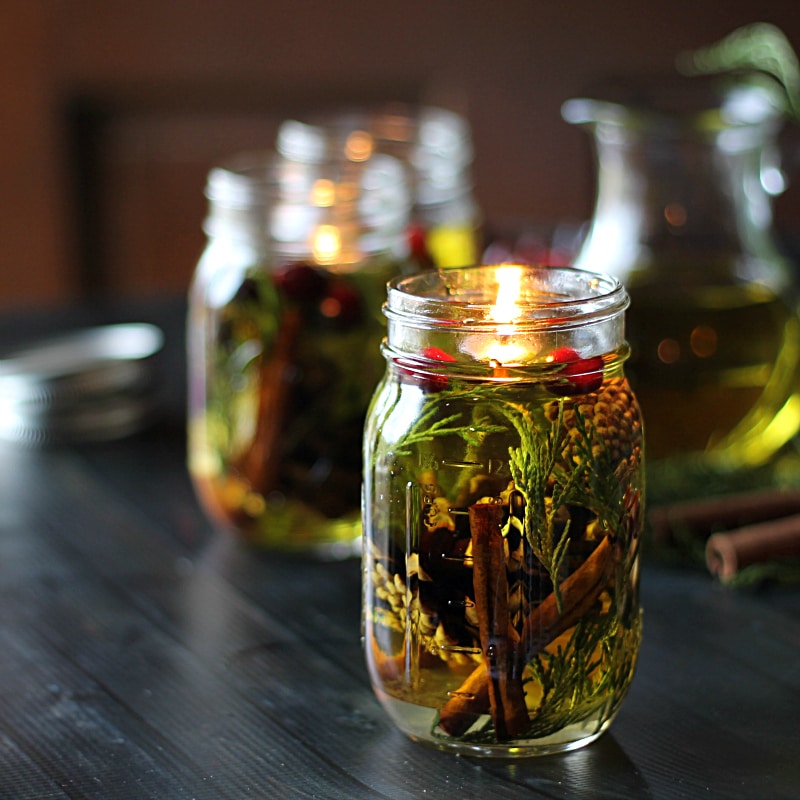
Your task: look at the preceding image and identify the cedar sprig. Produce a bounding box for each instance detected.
[554,404,633,535]
[501,402,575,611]
[523,604,633,738]
[392,401,504,458]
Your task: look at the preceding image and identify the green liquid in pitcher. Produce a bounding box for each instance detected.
[625,277,800,475]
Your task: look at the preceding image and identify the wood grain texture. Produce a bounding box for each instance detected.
[0,300,799,799]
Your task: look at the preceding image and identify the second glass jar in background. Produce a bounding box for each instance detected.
[187,134,412,557]
[277,105,482,270]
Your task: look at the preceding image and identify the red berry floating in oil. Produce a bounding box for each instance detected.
[546,347,604,395]
[396,345,457,392]
[407,222,435,269]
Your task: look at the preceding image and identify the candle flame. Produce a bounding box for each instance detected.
[312,224,341,264]
[310,178,336,207]
[488,339,529,365]
[489,266,524,324]
[475,266,528,367]
[344,130,373,162]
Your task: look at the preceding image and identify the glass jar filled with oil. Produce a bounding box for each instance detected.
[187,106,481,555]
[187,139,411,557]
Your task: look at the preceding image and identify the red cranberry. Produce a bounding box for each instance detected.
[422,346,456,363]
[407,222,435,269]
[396,346,457,392]
[273,261,328,301]
[545,347,604,396]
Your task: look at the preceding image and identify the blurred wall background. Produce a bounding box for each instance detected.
[2,0,799,308]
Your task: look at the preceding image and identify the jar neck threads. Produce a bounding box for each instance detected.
[202,150,411,269]
[383,265,630,379]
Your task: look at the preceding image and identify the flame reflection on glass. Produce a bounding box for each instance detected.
[311,224,341,264]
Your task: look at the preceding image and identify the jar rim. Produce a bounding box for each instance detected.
[562,75,784,138]
[385,265,628,332]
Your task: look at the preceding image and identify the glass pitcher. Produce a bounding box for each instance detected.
[563,74,800,500]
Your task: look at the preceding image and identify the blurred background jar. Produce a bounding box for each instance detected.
[187,105,481,556]
[187,123,413,557]
[284,105,482,270]
[563,69,800,503]
[404,105,481,268]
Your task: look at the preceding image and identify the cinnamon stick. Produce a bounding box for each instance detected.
[705,513,800,583]
[649,488,800,544]
[468,503,528,739]
[436,663,491,737]
[439,534,616,737]
[233,307,302,497]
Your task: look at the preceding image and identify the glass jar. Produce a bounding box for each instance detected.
[362,265,644,756]
[188,142,411,557]
[563,75,800,500]
[406,106,481,268]
[277,106,482,270]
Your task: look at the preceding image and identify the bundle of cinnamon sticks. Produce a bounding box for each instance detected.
[649,487,800,584]
[439,502,616,738]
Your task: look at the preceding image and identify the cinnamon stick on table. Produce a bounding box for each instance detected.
[439,533,616,737]
[466,502,528,740]
[649,488,800,544]
[705,513,800,583]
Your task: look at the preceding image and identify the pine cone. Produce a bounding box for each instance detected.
[545,376,643,465]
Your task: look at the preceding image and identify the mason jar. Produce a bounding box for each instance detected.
[362,265,644,756]
[188,140,411,557]
[277,106,482,270]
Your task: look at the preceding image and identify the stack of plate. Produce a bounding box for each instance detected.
[0,323,164,446]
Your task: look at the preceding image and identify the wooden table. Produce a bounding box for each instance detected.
[0,298,798,799]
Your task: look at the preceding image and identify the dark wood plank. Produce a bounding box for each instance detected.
[0,625,233,800]
[0,450,550,798]
[0,464,393,798]
[0,733,72,800]
[1,299,799,799]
